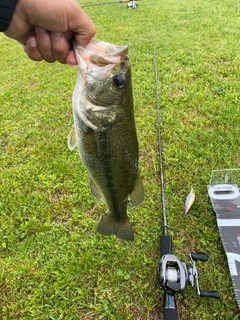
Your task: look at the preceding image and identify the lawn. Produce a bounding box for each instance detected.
[0,0,240,319]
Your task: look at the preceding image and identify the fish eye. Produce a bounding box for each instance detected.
[112,74,126,89]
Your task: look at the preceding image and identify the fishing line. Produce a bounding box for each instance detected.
[154,40,167,235]
[81,0,137,8]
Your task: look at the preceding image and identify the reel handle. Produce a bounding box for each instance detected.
[190,252,208,261]
[199,290,220,299]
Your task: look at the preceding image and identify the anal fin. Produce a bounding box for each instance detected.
[90,178,102,200]
[130,173,144,206]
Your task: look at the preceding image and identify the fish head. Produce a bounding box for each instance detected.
[73,39,132,131]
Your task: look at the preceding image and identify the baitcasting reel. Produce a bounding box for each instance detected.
[158,252,220,298]
[127,1,138,9]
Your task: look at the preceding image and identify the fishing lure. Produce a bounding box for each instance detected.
[184,187,196,214]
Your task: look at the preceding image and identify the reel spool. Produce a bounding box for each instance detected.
[158,252,220,298]
[159,254,188,292]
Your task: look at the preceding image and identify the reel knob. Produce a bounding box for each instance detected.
[199,290,221,299]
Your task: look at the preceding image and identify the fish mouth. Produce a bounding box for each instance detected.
[73,38,128,66]
[85,38,128,57]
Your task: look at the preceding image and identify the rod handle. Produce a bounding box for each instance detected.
[199,290,220,299]
[190,252,209,261]
[163,307,178,320]
[160,235,173,257]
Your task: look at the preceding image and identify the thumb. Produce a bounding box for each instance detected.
[71,8,96,47]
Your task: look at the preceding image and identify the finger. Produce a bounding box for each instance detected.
[24,36,43,61]
[71,9,96,47]
[35,27,55,63]
[66,50,78,65]
[50,32,71,64]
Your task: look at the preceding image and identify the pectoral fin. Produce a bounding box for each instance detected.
[68,125,77,150]
[130,173,144,206]
[90,178,102,200]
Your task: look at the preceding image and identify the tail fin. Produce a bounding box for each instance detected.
[96,213,134,242]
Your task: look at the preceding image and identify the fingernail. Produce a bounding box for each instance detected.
[51,32,63,38]
[28,37,37,48]
[35,27,47,34]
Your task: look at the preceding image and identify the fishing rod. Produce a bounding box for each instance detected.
[154,43,220,320]
[81,0,138,8]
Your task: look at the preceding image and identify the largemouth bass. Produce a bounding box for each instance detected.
[68,39,144,241]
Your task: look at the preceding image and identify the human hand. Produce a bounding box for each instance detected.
[4,0,96,64]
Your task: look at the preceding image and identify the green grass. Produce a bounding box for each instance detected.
[1,0,240,318]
